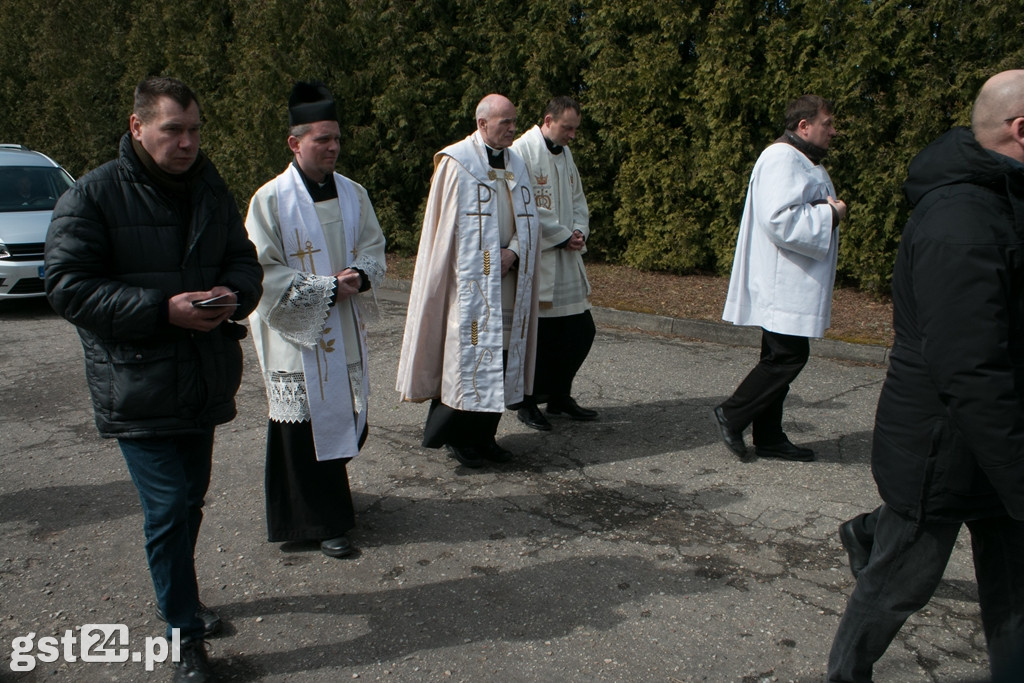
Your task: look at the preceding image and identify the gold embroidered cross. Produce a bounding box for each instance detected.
[470,184,494,249]
[289,230,321,273]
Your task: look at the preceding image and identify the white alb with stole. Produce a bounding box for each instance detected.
[247,165,385,460]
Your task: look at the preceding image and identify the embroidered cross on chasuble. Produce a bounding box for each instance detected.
[451,137,537,410]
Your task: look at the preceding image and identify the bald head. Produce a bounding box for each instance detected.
[476,94,517,149]
[971,70,1024,161]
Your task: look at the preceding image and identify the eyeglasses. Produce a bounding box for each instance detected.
[1005,115,1024,123]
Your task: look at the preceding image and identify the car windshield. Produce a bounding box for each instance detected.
[0,166,75,213]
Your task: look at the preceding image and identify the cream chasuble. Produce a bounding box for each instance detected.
[397,132,540,412]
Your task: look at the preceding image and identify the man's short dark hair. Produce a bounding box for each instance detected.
[543,96,581,121]
[133,77,199,122]
[784,95,832,131]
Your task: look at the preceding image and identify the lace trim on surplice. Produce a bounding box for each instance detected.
[351,254,386,324]
[351,254,385,289]
[266,272,336,348]
[266,370,310,422]
[264,366,364,423]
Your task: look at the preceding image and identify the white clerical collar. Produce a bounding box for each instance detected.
[483,144,506,169]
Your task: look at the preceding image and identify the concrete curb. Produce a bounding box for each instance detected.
[380,277,891,366]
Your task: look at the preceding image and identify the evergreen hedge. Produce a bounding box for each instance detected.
[2,0,1020,294]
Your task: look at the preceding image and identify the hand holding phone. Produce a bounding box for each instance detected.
[192,292,239,308]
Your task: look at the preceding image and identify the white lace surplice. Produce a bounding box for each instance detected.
[245,168,387,457]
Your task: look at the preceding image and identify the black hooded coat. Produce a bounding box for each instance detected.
[872,126,1024,523]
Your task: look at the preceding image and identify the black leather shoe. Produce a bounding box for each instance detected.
[518,400,552,430]
[547,396,598,421]
[446,444,486,468]
[482,441,514,463]
[173,638,215,682]
[754,439,814,462]
[320,535,355,558]
[156,602,223,638]
[712,406,747,458]
[839,517,872,578]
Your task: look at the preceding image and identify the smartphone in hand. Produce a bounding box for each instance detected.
[192,292,239,308]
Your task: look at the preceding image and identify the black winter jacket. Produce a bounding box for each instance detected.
[872,127,1024,522]
[45,134,263,438]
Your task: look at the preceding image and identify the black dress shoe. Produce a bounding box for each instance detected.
[173,638,215,682]
[320,535,355,558]
[482,441,514,463]
[446,444,486,468]
[839,516,872,578]
[547,396,598,421]
[517,400,552,430]
[156,601,223,638]
[754,439,814,462]
[712,406,747,458]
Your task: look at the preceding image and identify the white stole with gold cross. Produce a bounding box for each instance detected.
[444,133,538,410]
[277,165,368,461]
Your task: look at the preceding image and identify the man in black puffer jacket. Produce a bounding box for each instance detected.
[828,70,1024,682]
[45,77,262,683]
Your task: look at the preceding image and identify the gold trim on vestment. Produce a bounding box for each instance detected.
[472,348,493,402]
[470,184,493,249]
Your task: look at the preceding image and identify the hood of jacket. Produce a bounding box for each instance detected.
[903,126,1022,208]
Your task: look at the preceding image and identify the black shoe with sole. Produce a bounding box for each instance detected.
[754,439,814,462]
[156,602,222,638]
[446,444,487,468]
[547,396,598,421]
[173,639,216,682]
[517,400,552,431]
[482,441,514,463]
[320,535,355,558]
[839,516,872,578]
[712,406,747,458]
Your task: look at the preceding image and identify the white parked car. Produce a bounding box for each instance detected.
[0,144,75,299]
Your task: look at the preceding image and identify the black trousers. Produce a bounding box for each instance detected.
[828,504,1024,682]
[421,399,502,449]
[718,328,809,445]
[530,310,596,403]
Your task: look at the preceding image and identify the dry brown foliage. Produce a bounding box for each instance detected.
[386,254,894,347]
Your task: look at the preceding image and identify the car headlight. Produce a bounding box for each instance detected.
[0,242,10,259]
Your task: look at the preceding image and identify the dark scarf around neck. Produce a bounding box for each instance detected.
[130,137,208,195]
[778,130,828,165]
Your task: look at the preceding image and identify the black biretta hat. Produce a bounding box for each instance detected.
[288,81,337,126]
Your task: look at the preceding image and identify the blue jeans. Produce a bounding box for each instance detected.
[119,431,213,640]
[828,504,1024,682]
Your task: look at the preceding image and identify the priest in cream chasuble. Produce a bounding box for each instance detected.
[246,81,386,558]
[396,94,540,468]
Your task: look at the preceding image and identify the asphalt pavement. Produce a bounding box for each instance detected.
[0,286,989,682]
